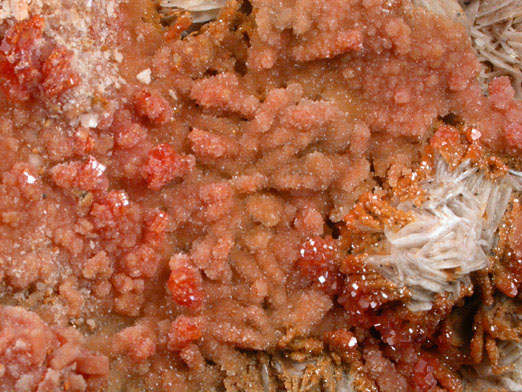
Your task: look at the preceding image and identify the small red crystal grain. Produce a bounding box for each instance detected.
[142,143,194,190]
[411,355,439,392]
[167,266,203,309]
[297,236,342,295]
[133,89,172,125]
[144,210,169,248]
[42,46,81,98]
[168,315,202,351]
[0,15,45,101]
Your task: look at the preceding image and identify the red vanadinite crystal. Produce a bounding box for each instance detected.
[42,46,81,97]
[104,190,131,217]
[168,315,202,351]
[88,190,132,235]
[50,156,108,192]
[74,127,95,155]
[3,15,45,50]
[76,156,108,191]
[429,125,466,167]
[0,15,45,101]
[411,355,438,392]
[167,266,203,309]
[142,143,194,191]
[297,236,343,295]
[374,312,414,348]
[323,329,358,352]
[133,89,172,125]
[144,210,169,248]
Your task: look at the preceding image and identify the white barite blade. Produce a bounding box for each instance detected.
[159,0,226,23]
[459,0,522,97]
[367,157,517,311]
[463,341,522,391]
[160,0,226,12]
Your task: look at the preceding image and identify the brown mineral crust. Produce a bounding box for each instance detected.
[344,191,414,232]
[112,323,157,362]
[509,202,522,259]
[290,29,364,62]
[190,72,261,118]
